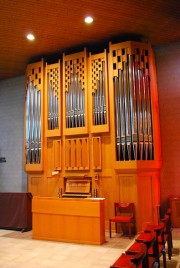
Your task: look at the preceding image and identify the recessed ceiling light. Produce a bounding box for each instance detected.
[26,34,35,41]
[84,16,93,24]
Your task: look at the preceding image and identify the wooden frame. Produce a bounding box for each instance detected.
[45,60,61,137]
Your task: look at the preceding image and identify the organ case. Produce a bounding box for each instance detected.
[24,41,161,233]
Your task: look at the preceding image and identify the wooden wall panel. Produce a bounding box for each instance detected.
[70,139,76,168]
[28,175,46,197]
[76,139,82,168]
[137,175,153,230]
[53,139,61,171]
[64,138,89,170]
[47,177,60,197]
[119,175,138,230]
[81,138,89,169]
[65,139,70,169]
[46,139,53,177]
[119,175,137,203]
[92,137,102,170]
[98,174,116,230]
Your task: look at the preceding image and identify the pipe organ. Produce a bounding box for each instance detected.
[109,42,153,161]
[25,59,44,171]
[45,61,61,137]
[24,41,161,232]
[63,49,88,135]
[89,50,109,133]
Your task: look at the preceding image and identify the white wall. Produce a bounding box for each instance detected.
[0,76,27,192]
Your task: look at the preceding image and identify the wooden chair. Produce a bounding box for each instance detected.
[126,232,159,268]
[165,208,173,251]
[110,243,147,268]
[160,214,172,260]
[144,222,167,268]
[109,202,135,239]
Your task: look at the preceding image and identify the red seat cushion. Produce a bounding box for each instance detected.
[111,253,135,267]
[110,215,133,223]
[126,242,142,253]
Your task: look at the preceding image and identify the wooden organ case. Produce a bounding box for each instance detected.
[24,41,161,233]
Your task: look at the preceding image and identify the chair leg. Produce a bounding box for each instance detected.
[167,237,172,260]
[128,222,131,239]
[115,222,118,234]
[142,254,149,268]
[169,228,173,249]
[162,249,167,268]
[109,220,112,238]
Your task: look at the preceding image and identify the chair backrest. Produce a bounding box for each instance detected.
[136,231,156,250]
[145,222,165,260]
[160,214,169,231]
[166,208,172,226]
[131,243,147,266]
[154,222,165,239]
[114,202,135,218]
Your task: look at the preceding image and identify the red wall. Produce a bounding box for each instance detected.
[154,42,180,214]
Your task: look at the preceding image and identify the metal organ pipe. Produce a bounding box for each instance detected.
[113,51,154,161]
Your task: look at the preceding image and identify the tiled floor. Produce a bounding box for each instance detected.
[0,229,179,268]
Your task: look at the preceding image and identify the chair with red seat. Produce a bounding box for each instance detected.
[126,231,159,268]
[144,222,167,268]
[110,243,147,268]
[109,202,135,239]
[160,214,172,260]
[165,208,173,251]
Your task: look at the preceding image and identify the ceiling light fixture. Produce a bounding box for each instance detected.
[26,33,35,41]
[84,16,93,24]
